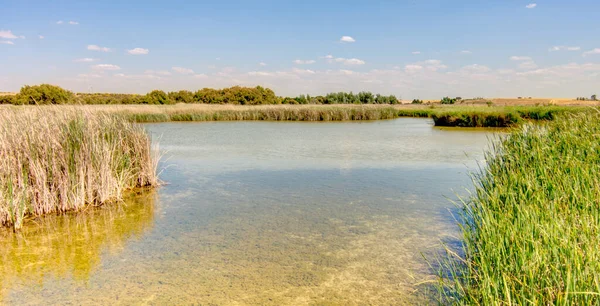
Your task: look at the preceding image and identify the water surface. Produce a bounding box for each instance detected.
[0,118,496,305]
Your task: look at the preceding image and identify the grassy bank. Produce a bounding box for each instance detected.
[440,112,600,304]
[0,108,158,230]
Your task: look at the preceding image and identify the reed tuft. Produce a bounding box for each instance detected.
[0,107,158,230]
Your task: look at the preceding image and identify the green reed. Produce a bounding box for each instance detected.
[438,111,600,304]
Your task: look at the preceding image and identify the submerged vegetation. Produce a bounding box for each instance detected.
[440,111,600,304]
[0,108,158,229]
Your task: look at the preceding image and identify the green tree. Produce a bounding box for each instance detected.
[144,90,171,104]
[16,84,74,105]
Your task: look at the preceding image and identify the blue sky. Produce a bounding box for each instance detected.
[1,0,599,98]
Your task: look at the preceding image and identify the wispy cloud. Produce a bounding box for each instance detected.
[74,58,99,62]
[549,46,581,52]
[87,44,112,52]
[583,48,600,56]
[340,36,356,43]
[326,56,366,65]
[510,56,532,61]
[526,3,537,9]
[172,66,195,74]
[461,50,472,54]
[56,21,64,24]
[259,62,267,66]
[0,41,15,45]
[145,70,172,76]
[293,59,316,65]
[412,51,421,55]
[91,64,121,70]
[292,68,316,75]
[69,21,79,25]
[518,61,538,70]
[78,73,102,78]
[0,30,18,39]
[38,35,44,39]
[127,47,149,55]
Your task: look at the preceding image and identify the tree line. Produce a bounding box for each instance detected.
[0,84,400,105]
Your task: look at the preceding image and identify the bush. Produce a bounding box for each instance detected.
[0,95,16,104]
[168,90,194,104]
[144,90,171,105]
[16,84,74,105]
[411,99,423,104]
[440,97,457,105]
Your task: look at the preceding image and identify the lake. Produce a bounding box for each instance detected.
[0,118,496,305]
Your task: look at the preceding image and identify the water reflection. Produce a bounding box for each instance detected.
[0,190,156,301]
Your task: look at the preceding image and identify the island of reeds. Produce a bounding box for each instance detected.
[438,111,600,304]
[0,107,158,230]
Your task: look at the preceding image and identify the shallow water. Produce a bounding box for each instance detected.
[0,118,496,305]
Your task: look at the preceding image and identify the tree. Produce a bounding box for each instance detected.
[440,97,457,104]
[412,99,423,104]
[144,90,171,104]
[592,94,597,101]
[16,84,74,104]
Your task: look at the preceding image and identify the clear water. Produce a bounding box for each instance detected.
[0,118,496,305]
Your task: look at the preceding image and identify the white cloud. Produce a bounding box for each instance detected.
[127,47,149,55]
[329,57,366,65]
[69,21,79,25]
[78,73,102,78]
[248,71,273,77]
[259,62,267,66]
[56,21,64,24]
[404,65,423,73]
[460,64,491,73]
[340,36,356,43]
[292,68,316,75]
[39,35,44,39]
[172,66,195,74]
[526,3,537,9]
[419,59,448,71]
[114,73,162,80]
[87,44,111,52]
[549,46,581,52]
[518,61,538,70]
[145,70,172,76]
[293,59,316,65]
[194,74,208,78]
[74,58,99,62]
[91,64,121,70]
[583,48,600,56]
[0,41,15,45]
[460,50,472,54]
[0,30,18,39]
[412,51,421,55]
[324,55,334,59]
[510,56,532,61]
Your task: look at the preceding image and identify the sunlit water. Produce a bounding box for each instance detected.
[0,118,497,305]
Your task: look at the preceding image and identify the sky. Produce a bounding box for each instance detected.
[1,0,599,99]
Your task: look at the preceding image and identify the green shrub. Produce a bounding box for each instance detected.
[16,84,74,105]
[440,97,457,105]
[144,90,171,105]
[0,95,16,104]
[411,99,423,104]
[168,90,194,103]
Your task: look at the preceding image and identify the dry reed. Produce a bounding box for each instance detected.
[0,107,158,229]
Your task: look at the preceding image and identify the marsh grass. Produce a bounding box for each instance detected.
[0,107,158,230]
[438,111,600,304]
[0,104,588,127]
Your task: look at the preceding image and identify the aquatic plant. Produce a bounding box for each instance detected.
[439,111,600,304]
[0,107,159,229]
